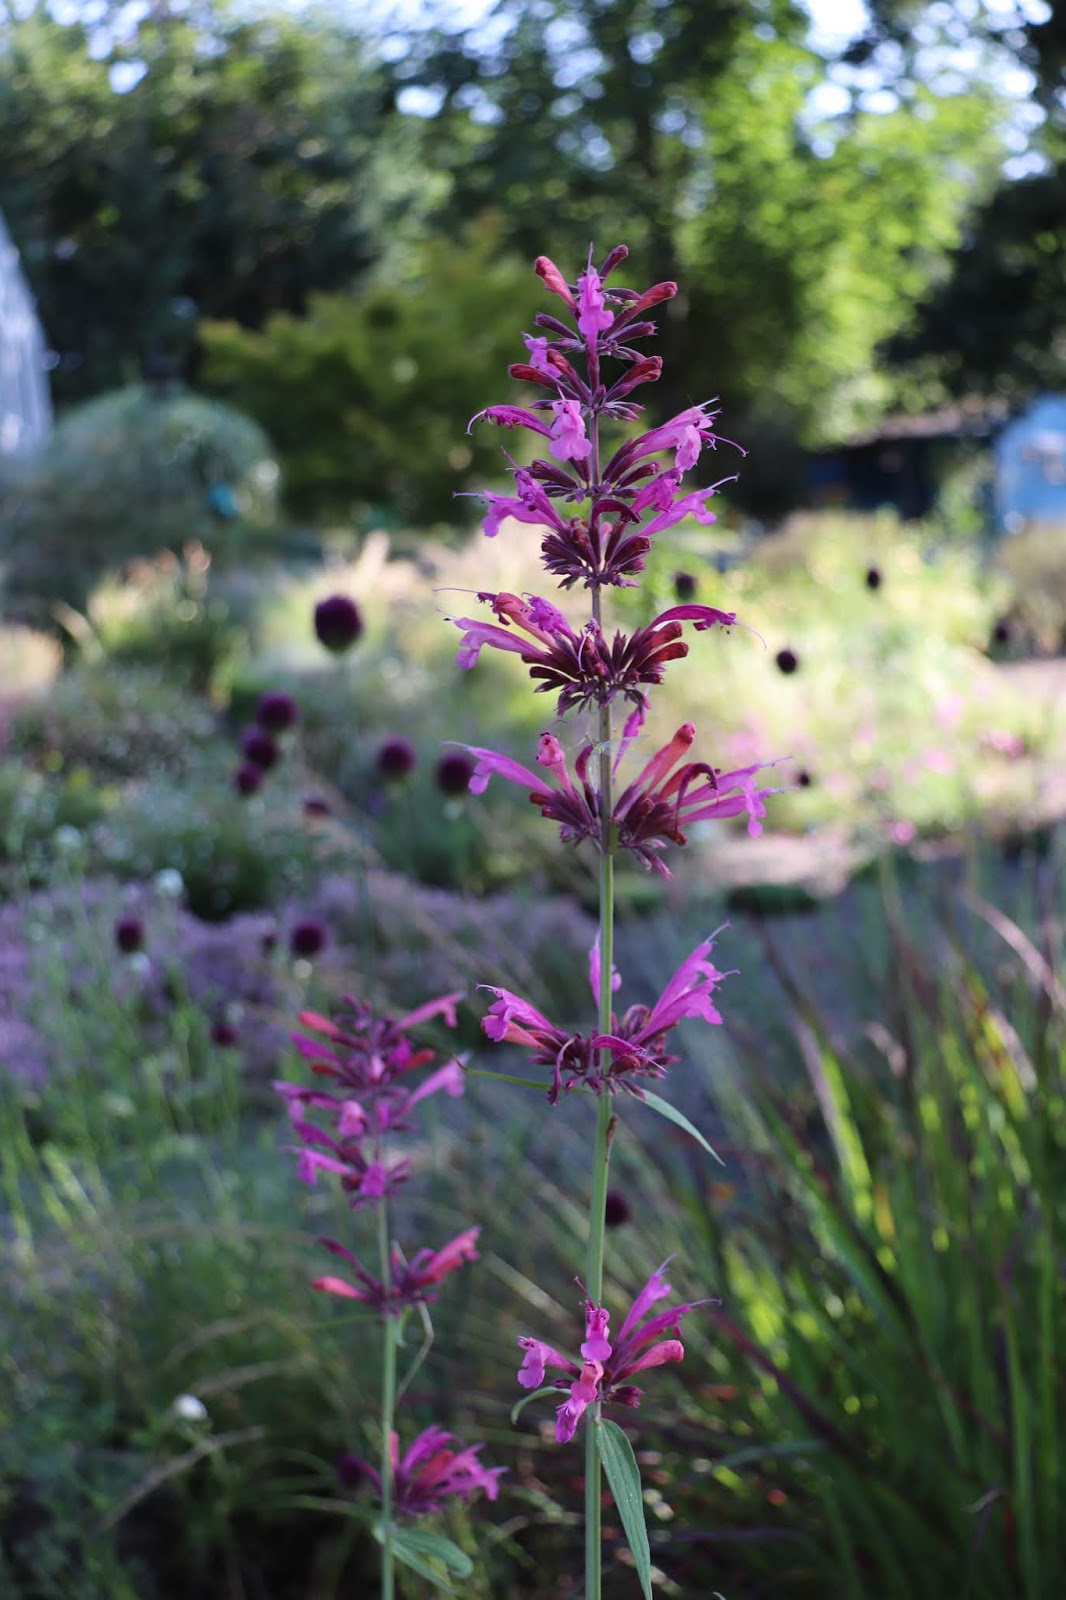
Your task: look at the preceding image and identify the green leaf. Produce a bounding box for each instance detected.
[598,1419,653,1600]
[394,1528,473,1578]
[640,1089,725,1165]
[388,1533,454,1592]
[510,1384,559,1425]
[461,1066,548,1091]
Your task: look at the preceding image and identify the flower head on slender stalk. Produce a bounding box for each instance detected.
[313,1227,482,1314]
[481,932,730,1101]
[450,590,737,722]
[517,1263,712,1442]
[340,1426,505,1515]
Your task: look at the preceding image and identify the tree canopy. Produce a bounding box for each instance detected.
[0,0,1060,517]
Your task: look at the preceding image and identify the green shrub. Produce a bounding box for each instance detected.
[9,669,222,785]
[201,219,543,525]
[0,387,280,623]
[90,551,248,696]
[91,784,325,920]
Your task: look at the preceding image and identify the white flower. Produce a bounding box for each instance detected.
[171,1393,208,1423]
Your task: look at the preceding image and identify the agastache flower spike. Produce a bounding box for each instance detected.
[465,249,744,589]
[517,1263,713,1443]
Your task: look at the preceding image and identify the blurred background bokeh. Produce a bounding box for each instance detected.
[3,2,1066,1597]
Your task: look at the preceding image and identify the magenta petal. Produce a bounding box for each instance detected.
[615,1264,674,1347]
[653,604,737,631]
[450,743,545,796]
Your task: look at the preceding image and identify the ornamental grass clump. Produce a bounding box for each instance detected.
[452,245,781,1596]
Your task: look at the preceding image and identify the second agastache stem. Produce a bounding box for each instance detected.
[377,1198,396,1600]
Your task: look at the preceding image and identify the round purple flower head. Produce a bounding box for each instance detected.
[673,571,697,601]
[436,751,475,797]
[290,919,326,960]
[114,913,145,955]
[604,1189,630,1228]
[211,1017,239,1048]
[865,565,882,592]
[234,762,264,797]
[377,736,418,781]
[775,647,799,676]
[241,728,280,771]
[314,594,363,654]
[256,690,299,733]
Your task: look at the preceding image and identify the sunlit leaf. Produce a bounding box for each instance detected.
[640,1089,725,1165]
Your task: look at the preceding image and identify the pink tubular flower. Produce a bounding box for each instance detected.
[549,399,592,462]
[577,266,614,345]
[454,724,783,876]
[612,724,785,871]
[341,1426,504,1517]
[314,1226,482,1314]
[517,1264,711,1442]
[482,932,729,1101]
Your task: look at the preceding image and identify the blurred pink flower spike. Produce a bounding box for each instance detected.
[344,1426,505,1517]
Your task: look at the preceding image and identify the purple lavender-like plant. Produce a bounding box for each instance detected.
[276,992,499,1597]
[452,245,780,1594]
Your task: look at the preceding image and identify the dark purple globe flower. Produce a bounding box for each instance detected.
[865,565,882,591]
[604,1190,630,1227]
[377,736,418,780]
[992,617,1012,647]
[114,913,145,955]
[436,751,476,797]
[290,919,327,960]
[211,1018,239,1048]
[797,768,813,788]
[234,762,264,797]
[314,594,363,654]
[673,571,697,601]
[256,690,299,733]
[241,728,280,771]
[775,647,799,676]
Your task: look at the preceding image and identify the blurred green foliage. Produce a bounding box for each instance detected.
[0,387,278,623]
[0,1,425,404]
[201,222,543,523]
[0,0,1060,527]
[10,667,220,786]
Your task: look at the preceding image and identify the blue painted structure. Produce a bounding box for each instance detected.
[995,395,1066,533]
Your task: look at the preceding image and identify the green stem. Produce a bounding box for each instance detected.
[584,572,615,1600]
[377,1201,396,1600]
